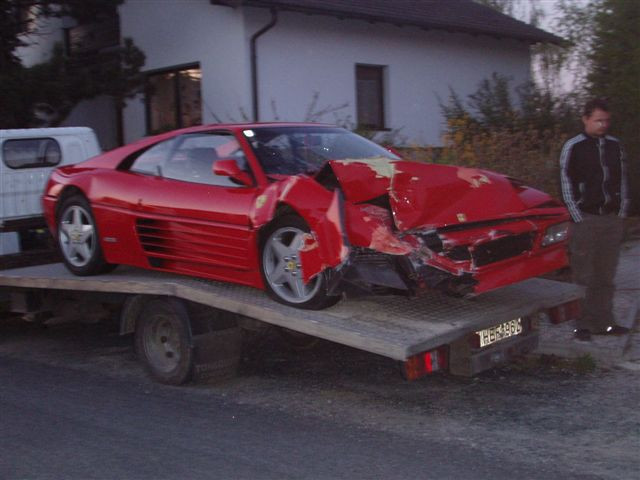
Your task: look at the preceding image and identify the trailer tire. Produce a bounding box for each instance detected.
[57,195,115,276]
[135,298,194,385]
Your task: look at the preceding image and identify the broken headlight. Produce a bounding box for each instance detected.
[541,222,570,246]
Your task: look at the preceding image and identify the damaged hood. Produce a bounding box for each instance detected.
[328,158,529,231]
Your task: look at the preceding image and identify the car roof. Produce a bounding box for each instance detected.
[167,122,338,135]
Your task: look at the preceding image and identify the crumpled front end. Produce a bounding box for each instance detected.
[300,158,570,298]
[327,204,569,298]
[398,216,569,296]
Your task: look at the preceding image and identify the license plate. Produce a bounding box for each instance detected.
[477,318,523,348]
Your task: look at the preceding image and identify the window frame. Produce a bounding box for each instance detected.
[145,63,202,135]
[125,131,254,188]
[355,64,387,131]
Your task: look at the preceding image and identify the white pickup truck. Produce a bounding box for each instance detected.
[0,127,101,255]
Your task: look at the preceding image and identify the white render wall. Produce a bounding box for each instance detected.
[119,0,252,143]
[247,9,532,145]
[120,1,532,146]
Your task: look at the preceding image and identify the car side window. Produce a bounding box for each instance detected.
[129,138,175,175]
[162,133,249,187]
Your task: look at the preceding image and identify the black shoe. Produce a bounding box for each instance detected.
[574,329,592,341]
[593,325,630,336]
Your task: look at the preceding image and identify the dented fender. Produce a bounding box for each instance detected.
[249,175,349,283]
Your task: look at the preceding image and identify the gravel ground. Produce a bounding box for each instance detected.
[1,317,638,479]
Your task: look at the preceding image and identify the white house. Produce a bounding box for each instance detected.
[16,0,561,148]
[119,0,560,146]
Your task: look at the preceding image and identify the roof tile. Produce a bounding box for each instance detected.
[227,0,562,44]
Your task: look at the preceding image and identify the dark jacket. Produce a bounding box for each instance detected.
[560,133,630,222]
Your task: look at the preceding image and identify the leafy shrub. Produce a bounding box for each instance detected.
[401,74,581,200]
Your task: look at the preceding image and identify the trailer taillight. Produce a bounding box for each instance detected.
[403,346,448,381]
[547,299,581,324]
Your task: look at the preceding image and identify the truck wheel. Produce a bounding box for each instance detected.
[57,195,114,275]
[260,215,340,310]
[135,298,194,385]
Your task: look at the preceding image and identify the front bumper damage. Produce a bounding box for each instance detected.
[264,163,570,299]
[324,248,478,298]
[298,192,568,299]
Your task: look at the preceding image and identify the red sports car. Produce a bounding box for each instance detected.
[43,123,570,309]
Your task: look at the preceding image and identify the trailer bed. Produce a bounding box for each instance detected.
[0,263,582,361]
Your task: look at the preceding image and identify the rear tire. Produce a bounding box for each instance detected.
[135,298,194,385]
[260,215,340,310]
[57,195,115,275]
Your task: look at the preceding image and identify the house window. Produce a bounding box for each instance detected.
[356,65,385,130]
[146,65,202,134]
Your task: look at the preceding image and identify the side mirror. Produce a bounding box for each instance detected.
[213,159,253,187]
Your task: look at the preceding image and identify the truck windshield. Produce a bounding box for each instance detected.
[244,126,399,175]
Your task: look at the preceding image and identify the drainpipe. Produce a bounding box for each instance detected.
[250,8,278,122]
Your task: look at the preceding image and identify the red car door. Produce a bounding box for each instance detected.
[102,131,262,287]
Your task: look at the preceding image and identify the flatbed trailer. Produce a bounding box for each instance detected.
[0,262,582,383]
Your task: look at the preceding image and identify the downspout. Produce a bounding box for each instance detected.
[250,8,278,122]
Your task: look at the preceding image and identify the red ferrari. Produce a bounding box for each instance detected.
[43,123,570,309]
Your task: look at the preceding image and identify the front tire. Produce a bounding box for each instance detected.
[57,195,114,276]
[260,215,340,310]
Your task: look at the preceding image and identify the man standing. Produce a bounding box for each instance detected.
[560,98,630,341]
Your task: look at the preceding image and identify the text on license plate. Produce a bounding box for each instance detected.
[476,318,523,348]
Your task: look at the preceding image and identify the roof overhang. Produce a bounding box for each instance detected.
[210,0,564,45]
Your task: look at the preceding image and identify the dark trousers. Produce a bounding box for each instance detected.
[570,213,624,331]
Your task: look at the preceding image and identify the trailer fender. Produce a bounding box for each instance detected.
[119,295,193,347]
[119,294,148,336]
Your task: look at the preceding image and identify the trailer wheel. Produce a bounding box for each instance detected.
[260,215,340,310]
[57,195,114,275]
[135,298,194,385]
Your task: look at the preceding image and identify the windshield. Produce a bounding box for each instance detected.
[244,126,399,175]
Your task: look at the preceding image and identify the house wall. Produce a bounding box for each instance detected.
[60,96,118,151]
[120,1,532,146]
[246,8,532,145]
[119,0,251,143]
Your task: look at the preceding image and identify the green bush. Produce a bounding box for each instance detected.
[401,74,581,200]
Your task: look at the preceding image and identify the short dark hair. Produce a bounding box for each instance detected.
[583,98,610,117]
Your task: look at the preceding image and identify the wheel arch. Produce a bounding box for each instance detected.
[256,191,349,284]
[257,202,302,245]
[55,186,89,221]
